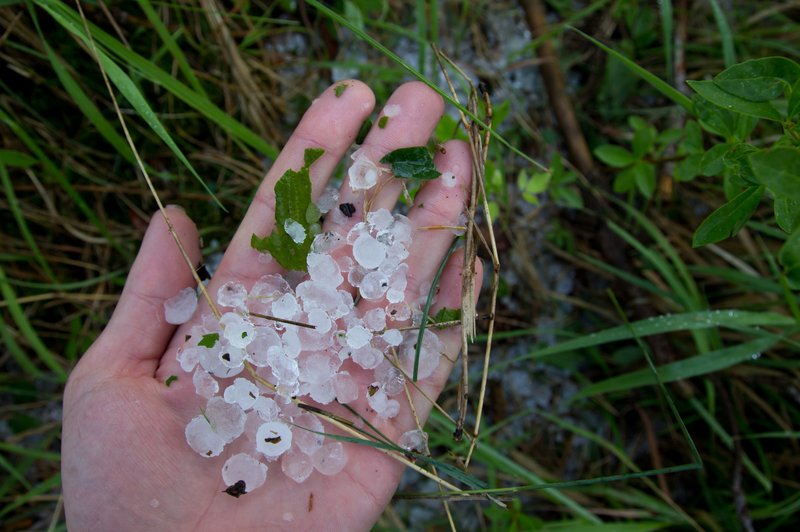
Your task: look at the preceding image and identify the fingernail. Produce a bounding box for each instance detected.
[165,203,185,212]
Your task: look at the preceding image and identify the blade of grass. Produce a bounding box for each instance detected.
[35,0,278,160]
[0,162,57,281]
[6,268,126,291]
[689,397,771,491]
[137,0,209,99]
[0,315,42,378]
[0,106,127,258]
[38,1,224,211]
[660,0,674,85]
[414,238,459,381]
[504,310,791,368]
[0,473,61,519]
[706,0,736,67]
[569,26,693,112]
[0,453,33,491]
[574,335,779,399]
[0,266,67,381]
[29,3,135,163]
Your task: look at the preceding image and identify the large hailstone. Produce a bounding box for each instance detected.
[221,453,268,492]
[256,421,293,458]
[164,287,197,324]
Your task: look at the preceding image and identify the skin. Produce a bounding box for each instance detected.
[62,80,482,531]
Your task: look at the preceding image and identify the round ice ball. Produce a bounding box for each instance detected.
[256,421,293,458]
[164,287,197,325]
[221,453,268,492]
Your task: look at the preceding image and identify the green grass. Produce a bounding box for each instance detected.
[1,1,799,530]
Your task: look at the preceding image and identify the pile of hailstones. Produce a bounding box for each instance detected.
[165,202,441,495]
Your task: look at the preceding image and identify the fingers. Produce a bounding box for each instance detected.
[324,81,445,235]
[82,206,201,379]
[212,80,376,289]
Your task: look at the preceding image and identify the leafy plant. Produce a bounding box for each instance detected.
[251,148,325,271]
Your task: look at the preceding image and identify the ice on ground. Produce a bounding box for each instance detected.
[222,453,268,492]
[348,156,381,191]
[284,218,306,244]
[256,421,293,458]
[312,442,347,475]
[398,429,428,454]
[185,415,226,457]
[282,449,314,483]
[164,287,197,324]
[353,234,386,269]
[217,281,247,309]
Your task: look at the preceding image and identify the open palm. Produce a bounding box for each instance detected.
[62,81,479,531]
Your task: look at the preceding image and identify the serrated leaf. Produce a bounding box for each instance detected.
[594,145,636,168]
[251,149,324,271]
[692,185,764,247]
[749,147,800,197]
[198,333,219,348]
[380,147,441,179]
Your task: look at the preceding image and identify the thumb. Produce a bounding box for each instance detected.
[77,206,201,381]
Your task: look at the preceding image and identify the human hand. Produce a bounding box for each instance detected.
[61,80,480,531]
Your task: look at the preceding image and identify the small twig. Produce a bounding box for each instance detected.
[249,311,316,329]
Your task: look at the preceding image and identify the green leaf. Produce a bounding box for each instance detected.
[692,94,737,138]
[251,148,325,271]
[687,80,783,121]
[774,195,800,233]
[575,336,778,399]
[714,57,800,102]
[0,150,37,168]
[165,375,178,387]
[674,153,702,182]
[692,185,764,247]
[431,307,461,324]
[680,120,704,154]
[380,146,441,179]
[334,83,349,97]
[789,79,800,118]
[198,333,219,348]
[700,143,732,176]
[633,162,656,198]
[749,147,800,197]
[594,145,636,167]
[613,165,637,193]
[632,123,657,158]
[518,169,550,204]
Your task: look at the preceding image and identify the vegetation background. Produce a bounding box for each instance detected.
[0,0,798,530]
